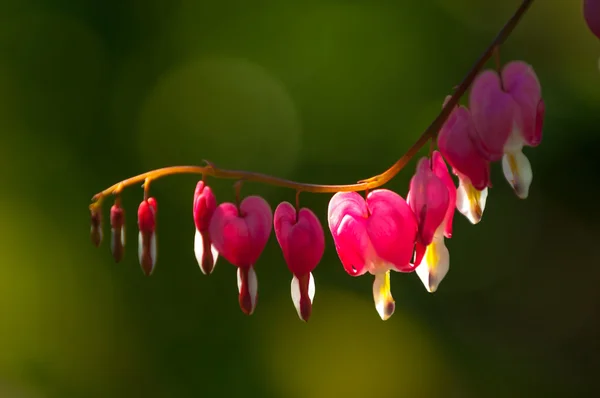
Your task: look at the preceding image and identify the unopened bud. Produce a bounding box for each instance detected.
[138,198,157,276]
[110,204,125,263]
[90,207,103,247]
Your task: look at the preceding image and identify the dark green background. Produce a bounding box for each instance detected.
[1,0,599,397]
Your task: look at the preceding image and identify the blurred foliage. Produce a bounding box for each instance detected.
[1,0,599,397]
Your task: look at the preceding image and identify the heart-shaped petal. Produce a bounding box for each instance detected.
[274,202,325,276]
[209,196,273,268]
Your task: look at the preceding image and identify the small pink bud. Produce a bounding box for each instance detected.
[584,0,600,40]
[193,181,219,275]
[328,190,417,320]
[137,197,157,276]
[110,204,125,263]
[90,207,103,247]
[209,196,273,315]
[274,202,324,322]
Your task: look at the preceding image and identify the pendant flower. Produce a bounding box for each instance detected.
[408,152,456,292]
[438,97,490,224]
[469,61,544,199]
[274,202,325,322]
[327,190,417,320]
[209,196,273,315]
[193,181,219,275]
[138,197,158,276]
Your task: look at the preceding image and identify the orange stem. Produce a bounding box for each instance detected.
[90,0,534,209]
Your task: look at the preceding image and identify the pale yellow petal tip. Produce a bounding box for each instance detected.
[373,271,395,321]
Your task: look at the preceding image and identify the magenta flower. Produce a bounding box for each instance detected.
[193,181,219,275]
[209,196,273,315]
[327,190,417,320]
[438,98,490,224]
[470,61,544,199]
[274,202,325,322]
[407,152,455,292]
[584,0,600,40]
[138,197,157,276]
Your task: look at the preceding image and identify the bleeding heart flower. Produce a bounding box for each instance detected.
[138,197,157,276]
[110,203,125,263]
[209,196,273,315]
[438,97,490,224]
[274,202,324,322]
[408,151,456,292]
[470,61,544,199]
[328,190,417,320]
[193,181,219,275]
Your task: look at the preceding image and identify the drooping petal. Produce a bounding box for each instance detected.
[291,272,315,322]
[408,157,449,247]
[366,190,419,273]
[431,151,456,238]
[237,265,258,315]
[415,231,449,293]
[194,229,219,275]
[502,150,533,199]
[372,270,395,321]
[437,105,491,191]
[328,192,371,276]
[469,70,518,161]
[209,196,273,268]
[456,176,488,225]
[501,61,543,147]
[274,202,325,276]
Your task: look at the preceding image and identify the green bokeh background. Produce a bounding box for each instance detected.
[1,0,599,397]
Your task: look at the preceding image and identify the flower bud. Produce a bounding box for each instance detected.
[90,207,103,247]
[110,204,125,263]
[137,197,157,276]
[193,181,219,275]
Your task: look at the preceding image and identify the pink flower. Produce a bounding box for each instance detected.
[193,181,219,275]
[470,61,544,199]
[209,196,273,315]
[584,0,600,40]
[407,152,455,292]
[138,197,157,276]
[438,98,490,224]
[327,190,417,320]
[274,202,325,322]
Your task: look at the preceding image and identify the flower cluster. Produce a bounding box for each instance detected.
[89,58,544,321]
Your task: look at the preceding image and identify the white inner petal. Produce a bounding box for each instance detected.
[416,229,450,293]
[502,151,532,199]
[290,273,316,321]
[456,177,487,225]
[194,229,205,273]
[137,231,143,266]
[247,265,258,310]
[121,226,126,246]
[150,232,157,269]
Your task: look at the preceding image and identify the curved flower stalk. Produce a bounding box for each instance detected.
[86,0,559,322]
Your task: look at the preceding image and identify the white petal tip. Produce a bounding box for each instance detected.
[291,273,315,322]
[416,238,449,294]
[502,152,532,200]
[237,266,258,315]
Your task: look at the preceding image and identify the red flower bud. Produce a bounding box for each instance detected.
[137,197,157,276]
[193,181,219,275]
[110,204,125,263]
[90,207,103,247]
